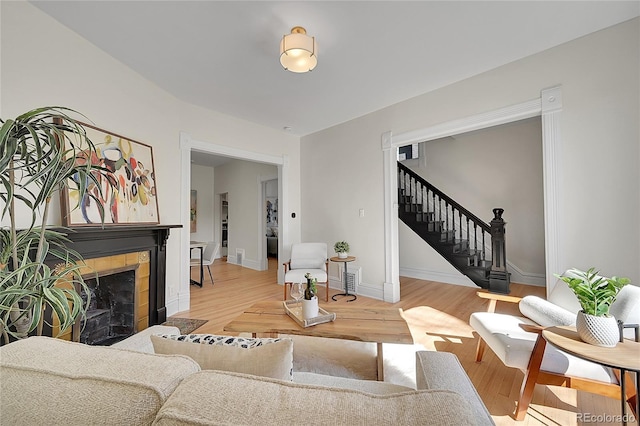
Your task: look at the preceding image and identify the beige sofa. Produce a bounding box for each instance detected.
[0,326,494,425]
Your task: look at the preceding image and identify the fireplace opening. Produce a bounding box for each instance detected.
[81,266,138,346]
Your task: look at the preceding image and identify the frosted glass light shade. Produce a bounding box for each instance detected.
[280,27,317,73]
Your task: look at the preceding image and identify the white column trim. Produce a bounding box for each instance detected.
[178,132,193,314]
[540,86,564,293]
[383,86,562,297]
[392,98,541,146]
[381,131,400,302]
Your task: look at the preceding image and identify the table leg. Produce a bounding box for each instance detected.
[199,246,204,286]
[635,370,639,426]
[376,342,384,381]
[331,261,357,302]
[620,369,639,426]
[621,368,627,426]
[189,246,204,287]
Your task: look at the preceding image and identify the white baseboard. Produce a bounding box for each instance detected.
[166,294,186,318]
[400,265,545,287]
[400,267,478,288]
[226,255,262,271]
[506,263,546,286]
[329,276,384,301]
[357,283,384,300]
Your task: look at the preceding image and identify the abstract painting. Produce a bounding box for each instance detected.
[61,123,160,226]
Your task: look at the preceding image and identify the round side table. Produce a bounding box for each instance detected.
[330,256,357,302]
[543,326,640,425]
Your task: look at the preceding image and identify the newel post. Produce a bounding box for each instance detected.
[489,208,510,294]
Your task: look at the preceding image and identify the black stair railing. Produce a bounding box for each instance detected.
[397,162,510,293]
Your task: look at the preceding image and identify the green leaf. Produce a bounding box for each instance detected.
[555,267,631,316]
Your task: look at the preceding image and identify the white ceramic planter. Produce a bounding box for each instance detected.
[576,311,620,347]
[302,297,319,319]
[338,252,348,259]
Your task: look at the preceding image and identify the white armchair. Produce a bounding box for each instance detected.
[283,243,329,302]
[470,274,640,420]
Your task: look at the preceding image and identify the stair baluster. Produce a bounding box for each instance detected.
[396,162,510,293]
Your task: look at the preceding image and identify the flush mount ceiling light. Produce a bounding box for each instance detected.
[279,26,317,73]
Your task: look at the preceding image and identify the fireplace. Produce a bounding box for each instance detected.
[80,266,138,345]
[45,225,180,342]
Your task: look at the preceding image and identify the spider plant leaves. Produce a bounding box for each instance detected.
[0,107,110,342]
[0,251,91,340]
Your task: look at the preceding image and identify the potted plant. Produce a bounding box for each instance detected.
[334,241,349,259]
[555,267,630,347]
[0,107,111,344]
[302,272,318,319]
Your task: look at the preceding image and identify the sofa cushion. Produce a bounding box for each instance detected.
[416,351,494,426]
[151,334,293,381]
[292,371,413,394]
[0,336,200,426]
[111,325,181,353]
[153,370,477,426]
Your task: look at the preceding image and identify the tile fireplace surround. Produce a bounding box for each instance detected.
[44,225,180,342]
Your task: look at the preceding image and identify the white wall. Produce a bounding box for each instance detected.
[190,165,215,248]
[401,117,545,285]
[1,2,301,315]
[301,18,640,296]
[214,160,278,270]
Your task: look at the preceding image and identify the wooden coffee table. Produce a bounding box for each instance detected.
[223,300,414,381]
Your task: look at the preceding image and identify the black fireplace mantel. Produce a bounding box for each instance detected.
[51,224,181,326]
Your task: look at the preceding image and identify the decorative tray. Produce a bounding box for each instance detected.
[283,300,336,328]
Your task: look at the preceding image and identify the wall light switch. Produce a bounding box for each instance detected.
[359,208,365,217]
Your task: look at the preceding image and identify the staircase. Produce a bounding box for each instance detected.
[397,162,510,293]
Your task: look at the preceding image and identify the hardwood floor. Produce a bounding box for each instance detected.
[181,258,622,425]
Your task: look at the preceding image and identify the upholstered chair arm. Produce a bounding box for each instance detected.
[476,291,523,313]
[519,323,545,334]
[283,261,291,273]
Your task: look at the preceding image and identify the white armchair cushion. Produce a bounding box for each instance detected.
[610,284,640,339]
[288,243,327,270]
[519,296,576,327]
[470,312,616,383]
[547,278,582,314]
[284,269,327,284]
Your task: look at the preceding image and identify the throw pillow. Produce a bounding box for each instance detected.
[150,334,293,381]
[519,295,576,327]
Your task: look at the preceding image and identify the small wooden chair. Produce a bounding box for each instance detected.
[470,279,639,420]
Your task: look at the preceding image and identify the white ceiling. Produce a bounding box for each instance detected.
[32,1,639,138]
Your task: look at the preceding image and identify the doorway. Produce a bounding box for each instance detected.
[220,193,228,258]
[382,86,564,302]
[263,178,279,271]
[179,133,287,314]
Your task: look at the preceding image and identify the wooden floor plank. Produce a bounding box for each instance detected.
[180,258,622,425]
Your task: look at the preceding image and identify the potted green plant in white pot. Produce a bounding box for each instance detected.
[0,107,111,344]
[334,241,349,259]
[302,272,318,319]
[555,267,630,347]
